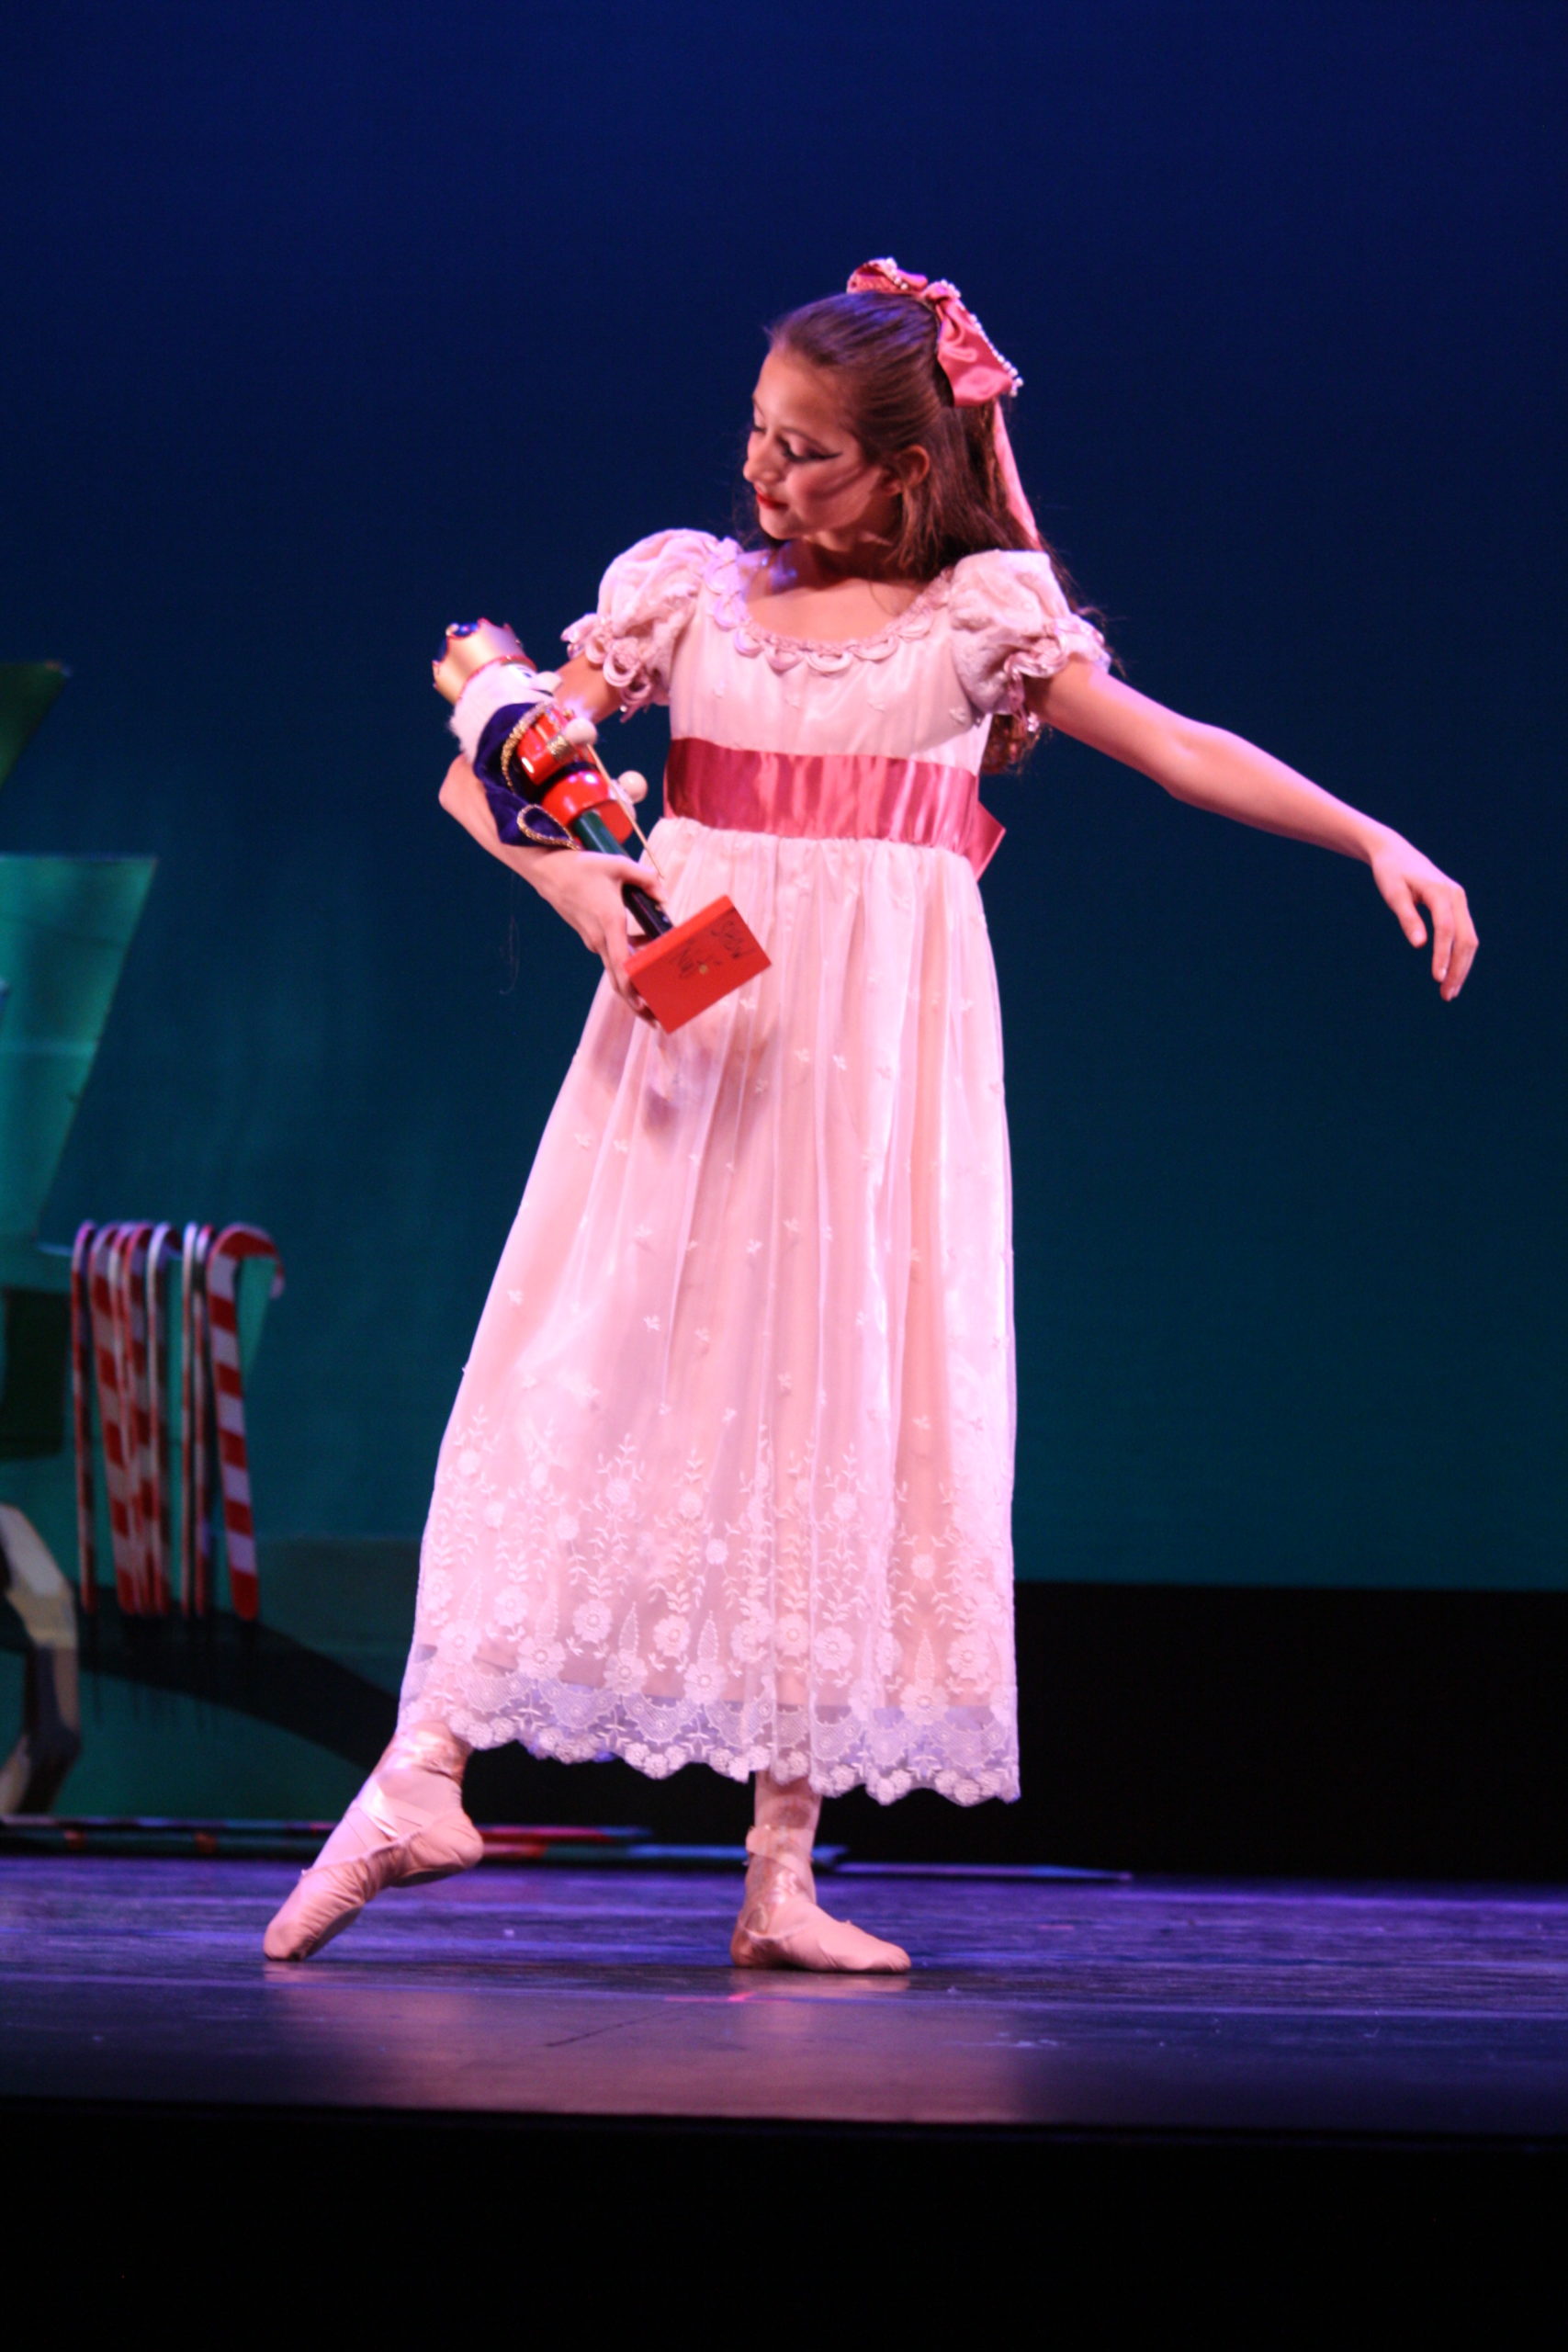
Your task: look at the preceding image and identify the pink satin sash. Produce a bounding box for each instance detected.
[664,738,1004,878]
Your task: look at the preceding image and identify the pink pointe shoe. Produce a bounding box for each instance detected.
[729,1826,910,1973]
[263,1723,482,1962]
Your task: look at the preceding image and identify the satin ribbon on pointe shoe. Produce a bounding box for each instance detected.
[729,1825,911,1973]
[262,1722,482,1962]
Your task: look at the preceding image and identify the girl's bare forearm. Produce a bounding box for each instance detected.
[553,652,623,726]
[1035,661,1397,861]
[1151,724,1394,861]
[437,757,558,885]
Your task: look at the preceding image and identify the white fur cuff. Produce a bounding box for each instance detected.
[449,662,559,763]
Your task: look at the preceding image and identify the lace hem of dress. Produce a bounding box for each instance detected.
[705,541,955,674]
[399,1653,1020,1807]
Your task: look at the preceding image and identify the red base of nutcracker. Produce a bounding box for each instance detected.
[626,897,771,1032]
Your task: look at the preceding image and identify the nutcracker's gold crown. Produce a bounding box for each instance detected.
[433,618,531,706]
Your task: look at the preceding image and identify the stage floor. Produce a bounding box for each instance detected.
[3,1860,1566,2144]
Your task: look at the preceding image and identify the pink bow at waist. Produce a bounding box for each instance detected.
[663,738,1003,878]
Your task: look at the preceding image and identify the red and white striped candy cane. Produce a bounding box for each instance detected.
[145,1224,177,1613]
[179,1223,214,1616]
[205,1225,284,1623]
[73,1215,282,1623]
[88,1224,141,1614]
[117,1222,156,1612]
[71,1222,98,1612]
[104,1226,137,1601]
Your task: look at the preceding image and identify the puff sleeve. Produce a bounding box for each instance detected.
[562,528,716,709]
[949,548,1109,718]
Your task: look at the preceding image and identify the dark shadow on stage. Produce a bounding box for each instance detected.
[18,1583,1565,1880]
[468,1582,1568,1882]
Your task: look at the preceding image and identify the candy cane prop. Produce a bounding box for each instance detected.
[179,1222,214,1616]
[71,1223,98,1613]
[105,1226,138,1601]
[87,1224,141,1614]
[115,1222,155,1612]
[205,1226,284,1624]
[145,1225,176,1614]
[70,1216,282,1621]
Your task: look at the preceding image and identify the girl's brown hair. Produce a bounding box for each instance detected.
[765,288,1092,770]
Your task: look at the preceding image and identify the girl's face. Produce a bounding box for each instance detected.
[744,349,903,551]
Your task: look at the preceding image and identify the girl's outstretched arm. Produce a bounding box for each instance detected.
[1033,660,1479,1001]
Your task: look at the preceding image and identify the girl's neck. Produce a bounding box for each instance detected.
[769,537,913,593]
[745,538,929,640]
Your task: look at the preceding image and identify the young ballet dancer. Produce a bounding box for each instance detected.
[265,258,1476,1969]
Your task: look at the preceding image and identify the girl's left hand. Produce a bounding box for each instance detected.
[1369,835,1479,1001]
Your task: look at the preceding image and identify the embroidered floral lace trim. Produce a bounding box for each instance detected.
[398,1662,1019,1807]
[400,1407,1021,1808]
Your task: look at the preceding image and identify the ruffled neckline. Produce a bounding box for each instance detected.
[705,540,953,672]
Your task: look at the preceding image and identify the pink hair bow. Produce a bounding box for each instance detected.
[847,257,1021,403]
[846,257,1040,546]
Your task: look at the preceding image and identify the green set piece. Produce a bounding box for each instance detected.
[0,659,276,1586]
[0,854,158,1284]
[0,662,67,797]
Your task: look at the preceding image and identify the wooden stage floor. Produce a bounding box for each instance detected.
[4,1858,1567,2146]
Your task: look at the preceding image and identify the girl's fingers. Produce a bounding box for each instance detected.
[602,930,632,995]
[546,855,660,1017]
[1442,911,1480,1001]
[1423,880,1479,999]
[1402,874,1478,999]
[597,922,653,1020]
[1428,889,1457,984]
[597,854,663,900]
[1385,876,1427,948]
[1376,858,1480,996]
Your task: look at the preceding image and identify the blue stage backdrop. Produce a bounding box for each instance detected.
[2,0,1562,1598]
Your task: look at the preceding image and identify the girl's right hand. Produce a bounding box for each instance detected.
[529,850,664,1020]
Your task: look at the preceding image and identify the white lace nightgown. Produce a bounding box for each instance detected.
[399,530,1107,1804]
